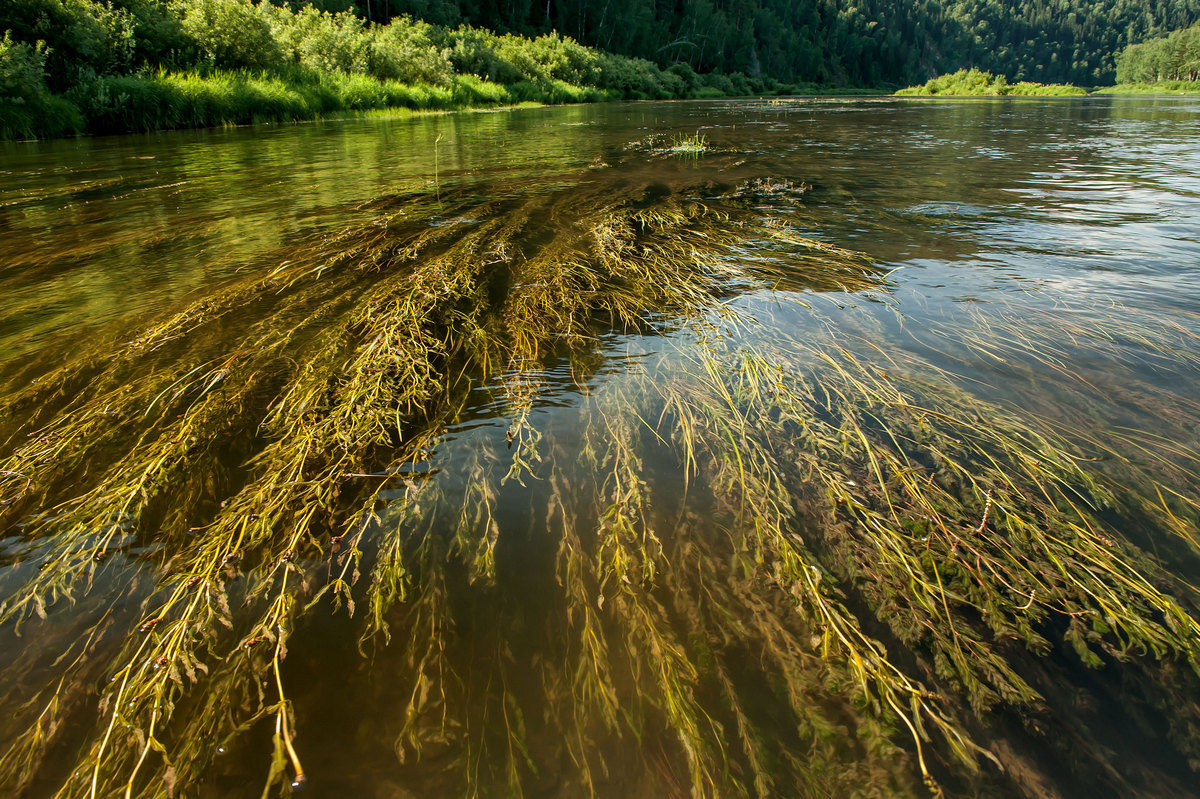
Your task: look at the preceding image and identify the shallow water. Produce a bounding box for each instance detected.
[2,97,1200,798]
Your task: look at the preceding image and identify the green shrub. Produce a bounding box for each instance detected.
[896,68,1085,96]
[1006,80,1086,96]
[445,26,523,84]
[668,62,699,93]
[697,71,737,97]
[0,31,85,137]
[0,0,138,88]
[896,67,1008,95]
[0,31,46,101]
[270,4,370,74]
[174,0,284,70]
[368,16,453,85]
[118,0,191,69]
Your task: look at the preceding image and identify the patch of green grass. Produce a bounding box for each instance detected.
[896,68,1086,97]
[0,92,84,139]
[1093,81,1200,94]
[36,68,615,137]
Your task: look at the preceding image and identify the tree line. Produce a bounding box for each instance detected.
[6,0,1200,96]
[346,0,1200,86]
[1115,19,1200,82]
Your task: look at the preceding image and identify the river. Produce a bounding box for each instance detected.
[1,97,1199,798]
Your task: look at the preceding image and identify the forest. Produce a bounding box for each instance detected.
[1115,19,1200,82]
[328,0,1200,86]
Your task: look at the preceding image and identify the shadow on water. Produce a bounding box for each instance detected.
[1,98,1200,798]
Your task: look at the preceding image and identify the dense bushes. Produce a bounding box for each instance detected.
[895,68,1086,96]
[1,0,767,139]
[177,0,282,70]
[0,31,85,137]
[368,16,452,83]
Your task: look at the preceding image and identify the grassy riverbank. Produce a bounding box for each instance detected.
[1094,81,1200,94]
[895,67,1200,97]
[0,1,807,141]
[896,68,1087,96]
[4,68,609,140]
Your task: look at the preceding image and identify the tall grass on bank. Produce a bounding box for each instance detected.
[14,68,610,138]
[1094,80,1200,94]
[1,148,1199,796]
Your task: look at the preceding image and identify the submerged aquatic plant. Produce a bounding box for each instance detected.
[0,155,1198,798]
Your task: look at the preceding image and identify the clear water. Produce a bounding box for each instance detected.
[2,97,1200,798]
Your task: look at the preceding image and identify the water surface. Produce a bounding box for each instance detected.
[2,97,1200,798]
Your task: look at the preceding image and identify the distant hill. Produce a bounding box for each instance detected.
[358,0,1200,86]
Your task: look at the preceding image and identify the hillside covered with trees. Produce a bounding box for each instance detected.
[350,0,1200,86]
[1115,19,1200,82]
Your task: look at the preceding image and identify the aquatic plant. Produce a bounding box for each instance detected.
[668,131,709,156]
[0,156,1198,798]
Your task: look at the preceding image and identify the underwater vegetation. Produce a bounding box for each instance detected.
[0,140,1199,799]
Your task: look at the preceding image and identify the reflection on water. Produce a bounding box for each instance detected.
[2,97,1200,798]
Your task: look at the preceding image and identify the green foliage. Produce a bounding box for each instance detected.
[1096,79,1200,92]
[896,68,1086,96]
[6,0,1195,139]
[0,30,46,100]
[896,68,1010,95]
[0,0,139,89]
[0,31,84,137]
[0,0,742,139]
[174,0,285,70]
[270,3,371,74]
[376,0,1200,87]
[367,15,452,84]
[1115,21,1200,82]
[1006,80,1089,95]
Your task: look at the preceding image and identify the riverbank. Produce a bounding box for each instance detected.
[896,68,1087,96]
[1093,81,1200,94]
[894,68,1200,97]
[0,70,886,142]
[1,1,834,142]
[1,69,612,140]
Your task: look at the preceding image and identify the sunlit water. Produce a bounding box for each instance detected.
[2,97,1200,798]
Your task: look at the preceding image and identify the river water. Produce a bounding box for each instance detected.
[2,98,1199,798]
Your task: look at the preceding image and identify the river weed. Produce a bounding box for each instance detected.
[0,161,1198,797]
